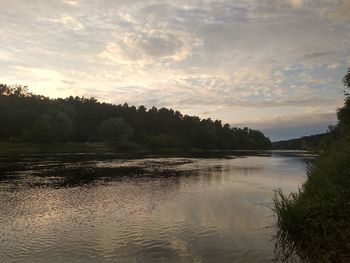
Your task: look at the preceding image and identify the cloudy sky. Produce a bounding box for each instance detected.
[0,0,349,141]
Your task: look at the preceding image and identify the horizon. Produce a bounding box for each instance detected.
[1,85,335,142]
[1,0,349,141]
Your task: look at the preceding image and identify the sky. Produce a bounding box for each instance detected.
[0,0,349,141]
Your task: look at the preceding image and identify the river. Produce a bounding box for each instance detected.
[0,151,309,262]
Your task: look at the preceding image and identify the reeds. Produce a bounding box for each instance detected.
[273,137,350,262]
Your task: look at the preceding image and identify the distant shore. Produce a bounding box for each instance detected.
[0,141,284,157]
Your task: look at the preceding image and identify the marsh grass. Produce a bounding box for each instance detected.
[273,137,350,262]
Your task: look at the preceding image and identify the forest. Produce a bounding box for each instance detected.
[272,133,330,151]
[0,84,272,151]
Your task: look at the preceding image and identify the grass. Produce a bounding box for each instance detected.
[0,141,197,156]
[273,137,350,262]
[0,141,113,156]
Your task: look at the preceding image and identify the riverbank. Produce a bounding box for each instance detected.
[274,136,350,262]
[0,141,282,157]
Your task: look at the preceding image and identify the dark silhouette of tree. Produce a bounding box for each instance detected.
[27,115,58,143]
[0,84,272,150]
[338,68,350,129]
[99,117,133,142]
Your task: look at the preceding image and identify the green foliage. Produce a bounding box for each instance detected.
[145,134,190,150]
[0,84,31,97]
[22,110,75,143]
[99,117,133,142]
[274,68,350,262]
[52,111,75,141]
[343,68,350,91]
[338,68,350,131]
[27,115,58,143]
[274,138,350,262]
[0,84,272,150]
[113,141,142,152]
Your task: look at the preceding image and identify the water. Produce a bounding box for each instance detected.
[0,152,309,262]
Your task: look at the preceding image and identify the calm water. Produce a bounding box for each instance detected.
[0,152,309,262]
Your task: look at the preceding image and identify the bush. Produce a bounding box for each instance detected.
[274,137,350,262]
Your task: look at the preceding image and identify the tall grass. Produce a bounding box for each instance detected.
[273,137,350,262]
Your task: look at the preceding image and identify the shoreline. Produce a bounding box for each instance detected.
[0,141,298,157]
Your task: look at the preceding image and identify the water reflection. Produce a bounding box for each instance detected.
[0,152,308,262]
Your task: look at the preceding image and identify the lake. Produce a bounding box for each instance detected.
[0,151,310,262]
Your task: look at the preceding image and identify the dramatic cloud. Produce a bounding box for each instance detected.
[0,0,349,140]
[100,26,202,65]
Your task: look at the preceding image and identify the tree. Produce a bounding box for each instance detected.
[99,117,133,142]
[27,115,57,143]
[51,111,75,142]
[342,68,350,92]
[148,134,172,150]
[0,84,272,150]
[0,84,31,97]
[338,68,350,130]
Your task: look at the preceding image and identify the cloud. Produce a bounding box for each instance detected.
[12,66,64,83]
[60,15,84,30]
[289,0,304,8]
[236,112,338,141]
[301,51,333,60]
[0,51,13,61]
[263,124,332,141]
[62,0,79,6]
[327,63,341,69]
[100,26,202,65]
[329,0,350,21]
[0,0,349,139]
[238,112,337,129]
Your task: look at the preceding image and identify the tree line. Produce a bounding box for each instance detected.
[272,133,329,151]
[0,84,272,150]
[274,68,350,262]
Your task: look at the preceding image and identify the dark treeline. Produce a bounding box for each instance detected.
[272,133,330,151]
[0,84,271,150]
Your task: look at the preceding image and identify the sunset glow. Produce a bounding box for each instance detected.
[1,0,349,140]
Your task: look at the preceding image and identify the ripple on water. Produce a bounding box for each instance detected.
[0,154,307,262]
